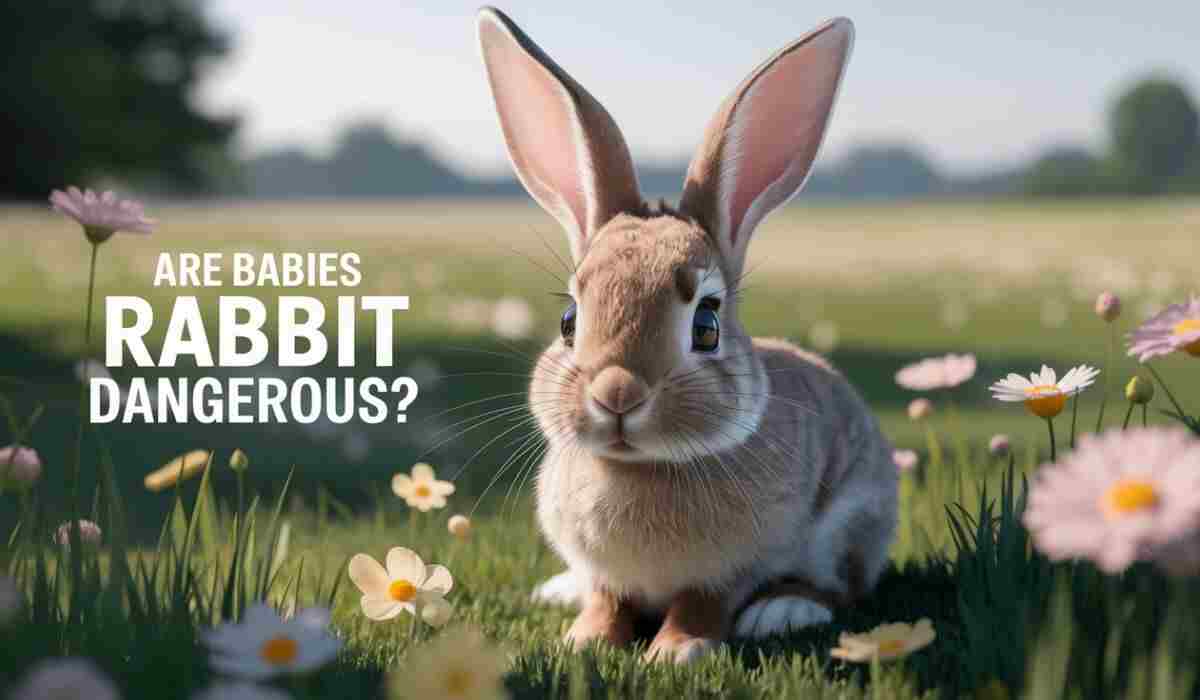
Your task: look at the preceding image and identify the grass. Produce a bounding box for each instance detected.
[1,198,1200,698]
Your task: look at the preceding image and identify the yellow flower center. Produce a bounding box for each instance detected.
[389,579,417,602]
[260,636,299,665]
[1102,479,1159,519]
[1173,319,1200,356]
[877,639,907,656]
[444,667,474,695]
[415,484,432,498]
[1023,385,1066,418]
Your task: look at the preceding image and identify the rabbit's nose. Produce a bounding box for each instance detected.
[589,366,650,416]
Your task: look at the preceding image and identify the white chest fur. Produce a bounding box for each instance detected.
[536,451,806,609]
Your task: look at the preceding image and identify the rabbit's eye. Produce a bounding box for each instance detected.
[560,302,577,347]
[692,299,720,353]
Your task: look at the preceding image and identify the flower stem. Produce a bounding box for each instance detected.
[1142,404,1148,428]
[1045,417,1056,462]
[68,241,100,620]
[1095,324,1115,432]
[1122,403,1135,430]
[1145,363,1188,419]
[410,603,422,646]
[1069,394,1079,449]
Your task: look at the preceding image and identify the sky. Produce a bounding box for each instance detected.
[199,0,1200,178]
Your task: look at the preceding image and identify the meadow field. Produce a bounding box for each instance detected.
[1,197,1199,699]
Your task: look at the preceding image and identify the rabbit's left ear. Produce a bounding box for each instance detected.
[679,18,853,272]
[477,7,643,262]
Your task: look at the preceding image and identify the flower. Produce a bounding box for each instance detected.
[990,364,1099,419]
[229,448,251,473]
[144,449,210,492]
[893,449,919,473]
[9,658,120,700]
[348,547,453,622]
[0,444,42,486]
[1023,428,1200,573]
[490,297,535,340]
[1125,375,1155,404]
[1127,295,1200,361]
[895,353,976,391]
[50,187,156,244]
[192,682,292,700]
[1095,291,1121,322]
[906,398,933,421]
[388,626,509,700]
[421,596,455,627]
[0,575,20,624]
[55,520,102,547]
[203,603,341,681]
[988,434,1011,458]
[448,514,472,539]
[830,618,935,662]
[392,463,455,512]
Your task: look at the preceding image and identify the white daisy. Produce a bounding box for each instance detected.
[990,364,1099,419]
[203,603,341,681]
[388,626,509,700]
[392,463,455,512]
[9,658,120,700]
[191,682,292,700]
[347,547,453,622]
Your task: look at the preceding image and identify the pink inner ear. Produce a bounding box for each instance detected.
[481,24,587,238]
[727,30,848,246]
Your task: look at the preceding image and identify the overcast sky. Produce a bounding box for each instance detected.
[199,0,1200,177]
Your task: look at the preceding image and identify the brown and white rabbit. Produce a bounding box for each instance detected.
[476,7,897,663]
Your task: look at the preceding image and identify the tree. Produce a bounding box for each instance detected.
[0,1,237,200]
[1110,77,1200,191]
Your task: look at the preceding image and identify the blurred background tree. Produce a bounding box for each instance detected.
[1026,75,1200,197]
[1111,78,1200,193]
[0,0,237,201]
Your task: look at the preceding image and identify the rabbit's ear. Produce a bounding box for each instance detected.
[679,18,853,271]
[477,7,643,262]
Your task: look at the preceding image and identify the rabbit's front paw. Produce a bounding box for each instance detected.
[734,596,832,639]
[531,570,581,607]
[644,635,721,665]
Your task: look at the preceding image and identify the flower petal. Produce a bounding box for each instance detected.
[386,547,425,583]
[361,595,406,621]
[421,564,454,595]
[348,554,390,596]
[391,473,413,497]
[411,462,436,483]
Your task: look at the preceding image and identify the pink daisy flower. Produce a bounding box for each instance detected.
[54,520,103,547]
[895,353,977,391]
[1023,427,1200,573]
[0,444,42,486]
[49,186,156,244]
[893,449,919,473]
[1127,296,1200,361]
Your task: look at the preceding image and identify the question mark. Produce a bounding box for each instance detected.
[390,377,418,423]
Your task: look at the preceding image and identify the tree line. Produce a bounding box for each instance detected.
[3,1,1197,201]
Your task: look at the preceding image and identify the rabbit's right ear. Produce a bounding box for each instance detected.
[477,7,643,262]
[679,19,853,273]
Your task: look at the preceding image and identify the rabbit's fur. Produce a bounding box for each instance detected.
[477,7,897,662]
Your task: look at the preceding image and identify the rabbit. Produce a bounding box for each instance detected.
[476,7,897,664]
